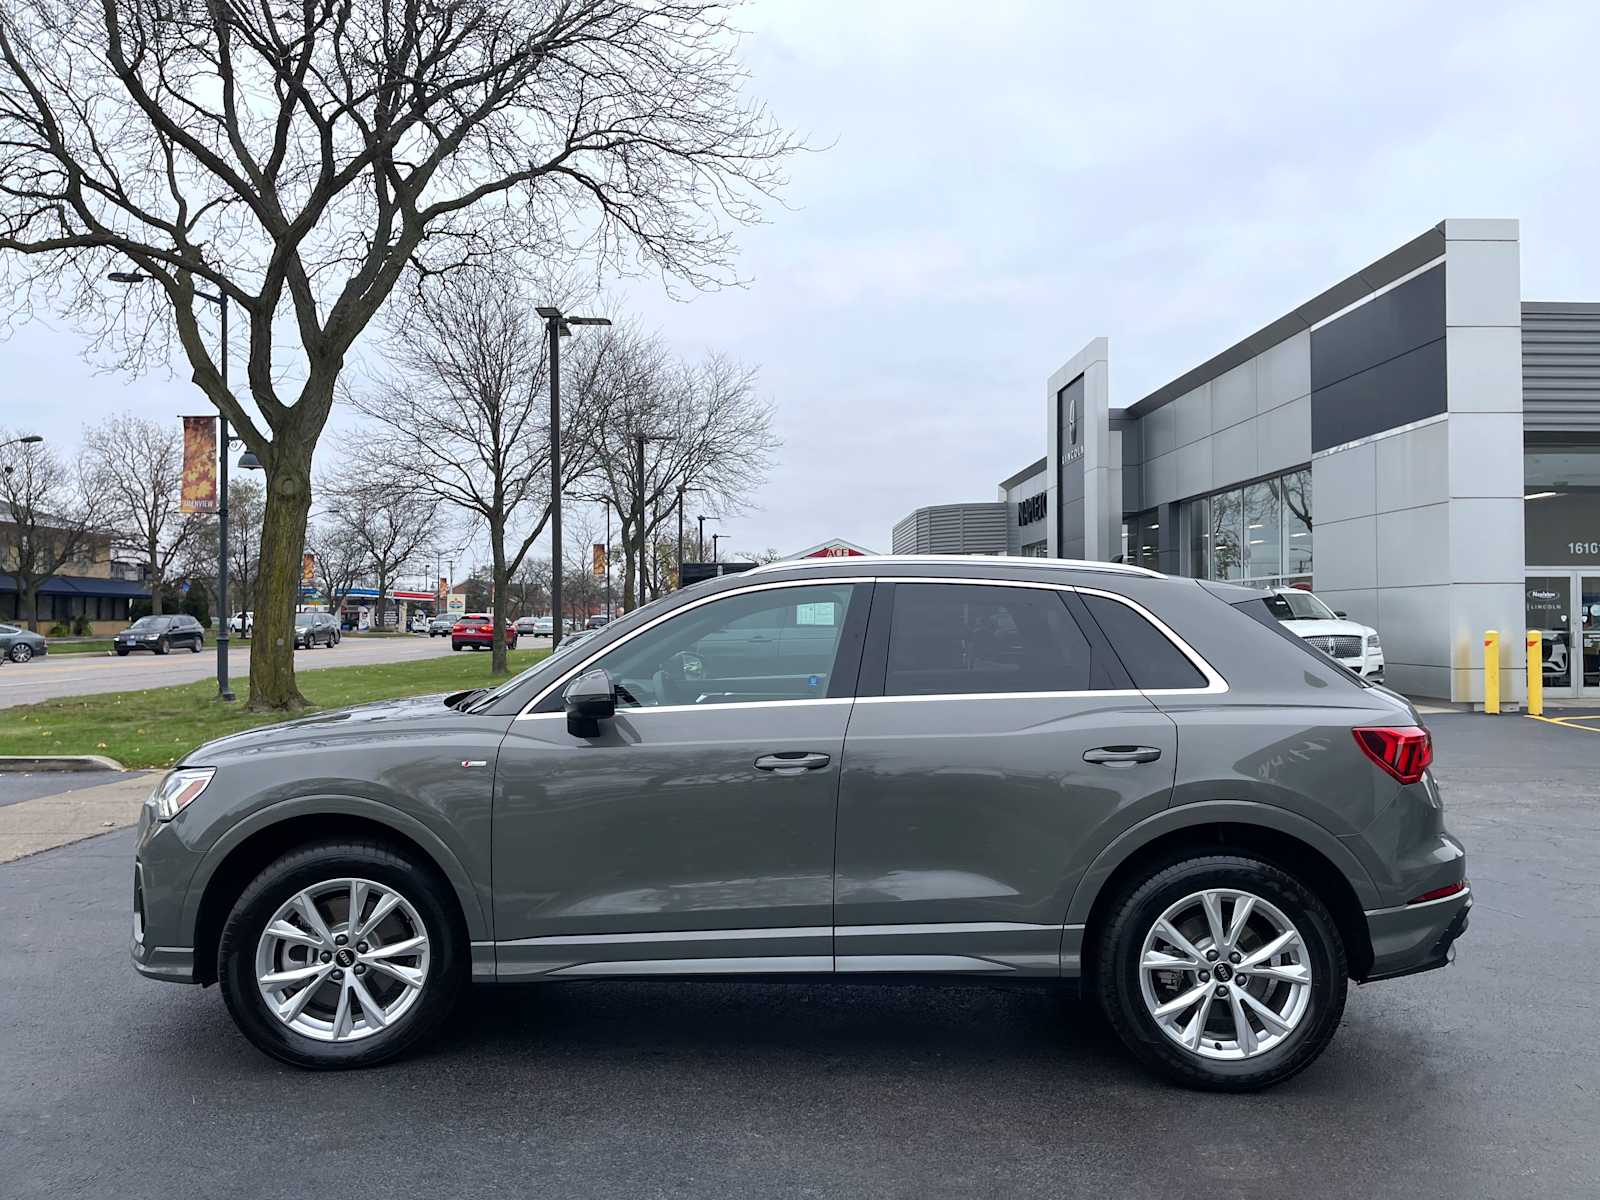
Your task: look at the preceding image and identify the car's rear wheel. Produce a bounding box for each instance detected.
[190,639,201,653]
[1093,854,1346,1092]
[156,637,170,655]
[218,840,465,1069]
[115,646,128,657]
[12,643,34,662]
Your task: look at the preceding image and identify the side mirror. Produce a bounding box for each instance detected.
[1334,611,1348,619]
[563,667,617,738]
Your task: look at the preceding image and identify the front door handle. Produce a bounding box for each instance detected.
[1083,745,1162,766]
[754,751,831,775]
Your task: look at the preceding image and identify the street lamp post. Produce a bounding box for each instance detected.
[712,533,726,563]
[0,435,44,450]
[697,514,716,563]
[536,306,611,650]
[108,271,239,702]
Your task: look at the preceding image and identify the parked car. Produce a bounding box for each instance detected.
[530,616,554,637]
[585,614,611,631]
[228,611,254,637]
[0,623,47,663]
[115,614,204,656]
[410,613,432,634]
[428,614,456,637]
[129,556,1466,1089]
[513,615,541,635]
[451,614,518,652]
[1262,587,1384,682]
[292,612,339,650]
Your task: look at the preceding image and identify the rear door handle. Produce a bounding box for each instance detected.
[1083,745,1162,766]
[754,751,831,775]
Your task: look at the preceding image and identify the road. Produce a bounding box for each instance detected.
[1,714,1597,1199]
[0,633,549,708]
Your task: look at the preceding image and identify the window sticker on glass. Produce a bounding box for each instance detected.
[795,602,836,626]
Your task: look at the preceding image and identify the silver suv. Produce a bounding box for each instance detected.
[130,556,1468,1090]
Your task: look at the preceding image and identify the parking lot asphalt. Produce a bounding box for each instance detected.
[1,713,1596,1199]
[0,633,493,709]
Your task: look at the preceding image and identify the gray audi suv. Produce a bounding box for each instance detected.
[130,556,1468,1090]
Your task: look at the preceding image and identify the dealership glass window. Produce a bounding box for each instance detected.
[1210,491,1244,580]
[1282,469,1313,576]
[1131,509,1160,571]
[1185,495,1210,579]
[1020,539,1048,557]
[1243,480,1282,580]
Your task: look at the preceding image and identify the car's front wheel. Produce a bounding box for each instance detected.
[12,643,34,663]
[218,840,465,1069]
[1093,853,1347,1092]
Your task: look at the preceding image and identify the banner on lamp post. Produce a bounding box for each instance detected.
[302,552,316,585]
[593,543,606,579]
[179,416,218,514]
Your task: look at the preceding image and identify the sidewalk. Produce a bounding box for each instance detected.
[0,773,153,863]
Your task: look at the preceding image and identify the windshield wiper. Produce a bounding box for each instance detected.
[446,688,487,711]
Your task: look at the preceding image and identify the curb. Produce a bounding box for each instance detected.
[0,754,127,773]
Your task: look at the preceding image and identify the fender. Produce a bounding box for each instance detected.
[178,792,492,943]
[1063,798,1382,928]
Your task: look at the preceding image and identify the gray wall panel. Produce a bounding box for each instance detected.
[1310,338,1447,452]
[1522,303,1600,431]
[1211,360,1256,432]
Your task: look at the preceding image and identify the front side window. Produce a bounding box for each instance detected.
[885,583,1092,696]
[589,584,862,708]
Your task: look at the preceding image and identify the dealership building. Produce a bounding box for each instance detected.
[893,220,1600,705]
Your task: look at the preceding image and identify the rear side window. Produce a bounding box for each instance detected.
[886,583,1091,696]
[1079,593,1206,691]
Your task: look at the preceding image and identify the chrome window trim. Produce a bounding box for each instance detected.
[516,576,875,717]
[513,573,1226,719]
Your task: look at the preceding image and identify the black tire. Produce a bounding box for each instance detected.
[218,839,466,1070]
[451,642,461,652]
[190,638,202,653]
[1093,853,1347,1092]
[116,647,129,657]
[156,637,170,655]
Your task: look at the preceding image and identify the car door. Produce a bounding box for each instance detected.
[491,579,873,978]
[833,580,1180,978]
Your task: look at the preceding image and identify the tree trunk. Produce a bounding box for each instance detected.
[148,535,164,616]
[248,447,314,712]
[620,519,637,612]
[25,584,39,632]
[489,521,509,676]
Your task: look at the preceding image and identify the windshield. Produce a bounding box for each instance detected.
[1266,590,1337,621]
[129,617,168,630]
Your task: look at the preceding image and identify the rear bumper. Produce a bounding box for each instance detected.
[1360,886,1470,983]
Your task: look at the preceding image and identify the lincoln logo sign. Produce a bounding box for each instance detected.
[1017,493,1048,526]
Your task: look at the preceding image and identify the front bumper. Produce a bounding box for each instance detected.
[1361,886,1471,983]
[1336,650,1385,682]
[130,806,202,985]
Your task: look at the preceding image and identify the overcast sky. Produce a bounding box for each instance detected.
[6,0,1600,576]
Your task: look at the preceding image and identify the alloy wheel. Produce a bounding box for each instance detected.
[1138,887,1312,1061]
[254,877,431,1042]
[12,643,32,662]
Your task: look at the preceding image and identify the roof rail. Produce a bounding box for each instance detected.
[746,554,1164,579]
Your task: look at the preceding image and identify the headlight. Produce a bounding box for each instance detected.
[148,768,215,822]
[1367,633,1381,649]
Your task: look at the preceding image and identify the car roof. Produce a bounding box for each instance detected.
[743,554,1161,580]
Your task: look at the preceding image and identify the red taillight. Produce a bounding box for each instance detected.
[1407,881,1467,905]
[1352,725,1432,784]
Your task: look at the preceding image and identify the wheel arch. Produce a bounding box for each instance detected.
[1069,802,1377,983]
[184,800,488,987]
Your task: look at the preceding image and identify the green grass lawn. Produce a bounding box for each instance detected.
[43,640,117,656]
[1,648,547,769]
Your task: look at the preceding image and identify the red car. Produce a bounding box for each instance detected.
[450,613,519,652]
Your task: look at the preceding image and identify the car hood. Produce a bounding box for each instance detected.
[181,692,461,764]
[1281,617,1376,639]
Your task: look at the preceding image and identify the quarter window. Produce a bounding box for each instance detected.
[1080,594,1206,691]
[885,584,1092,696]
[590,584,861,708]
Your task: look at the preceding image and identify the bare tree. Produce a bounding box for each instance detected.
[318,471,437,632]
[352,274,611,674]
[81,413,206,615]
[0,1,798,708]
[585,334,778,607]
[0,434,104,630]
[304,517,369,627]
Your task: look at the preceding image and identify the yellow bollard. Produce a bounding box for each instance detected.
[1526,630,1543,717]
[1483,630,1500,714]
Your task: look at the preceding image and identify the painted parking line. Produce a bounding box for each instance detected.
[1526,713,1600,733]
